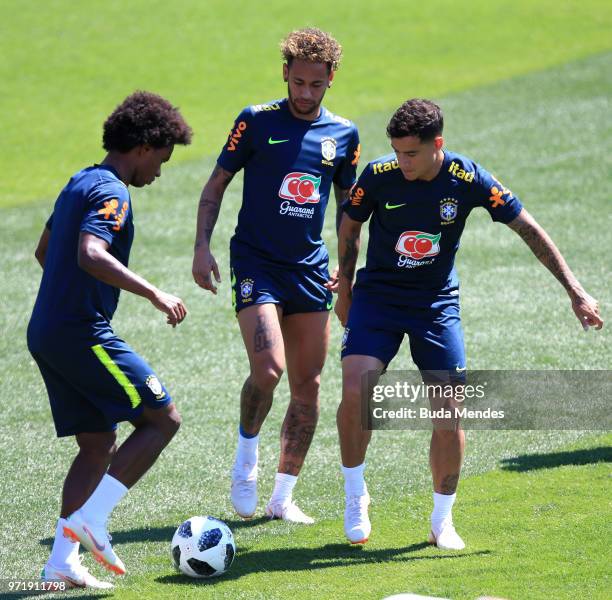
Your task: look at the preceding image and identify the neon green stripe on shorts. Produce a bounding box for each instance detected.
[91,343,142,409]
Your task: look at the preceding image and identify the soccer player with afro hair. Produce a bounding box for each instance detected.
[29,91,191,588]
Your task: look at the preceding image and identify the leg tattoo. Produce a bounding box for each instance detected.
[254,314,278,353]
[440,473,460,494]
[240,378,273,432]
[279,401,318,475]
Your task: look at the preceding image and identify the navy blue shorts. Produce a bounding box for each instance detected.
[29,335,171,437]
[341,290,466,373]
[230,255,332,316]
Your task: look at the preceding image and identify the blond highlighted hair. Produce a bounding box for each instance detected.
[280,27,342,71]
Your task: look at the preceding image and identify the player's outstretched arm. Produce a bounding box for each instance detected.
[78,232,187,327]
[507,208,603,330]
[192,164,235,294]
[335,213,363,326]
[34,226,51,268]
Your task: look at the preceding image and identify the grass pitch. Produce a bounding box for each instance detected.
[0,51,610,598]
[0,2,611,598]
[1,0,610,206]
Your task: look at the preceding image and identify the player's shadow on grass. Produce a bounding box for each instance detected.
[500,446,612,472]
[156,543,490,584]
[39,517,269,548]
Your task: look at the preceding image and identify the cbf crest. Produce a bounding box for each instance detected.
[321,137,337,165]
[240,278,254,300]
[145,375,166,401]
[440,198,458,225]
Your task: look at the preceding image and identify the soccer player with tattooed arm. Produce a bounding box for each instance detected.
[334,98,603,546]
[192,28,361,523]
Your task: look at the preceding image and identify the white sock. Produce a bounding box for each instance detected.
[48,518,79,568]
[78,474,128,526]
[342,463,366,496]
[431,491,456,533]
[270,473,297,505]
[235,431,259,468]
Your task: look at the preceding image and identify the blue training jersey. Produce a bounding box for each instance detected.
[217,98,360,268]
[29,164,133,339]
[343,150,523,298]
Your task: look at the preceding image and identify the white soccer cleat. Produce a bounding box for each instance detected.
[231,462,258,518]
[41,556,114,589]
[63,510,126,575]
[265,500,315,524]
[428,519,465,550]
[344,492,371,544]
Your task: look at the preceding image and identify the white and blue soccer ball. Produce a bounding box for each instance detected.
[171,516,236,578]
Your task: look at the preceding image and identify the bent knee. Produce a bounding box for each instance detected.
[251,363,284,392]
[161,405,182,439]
[76,431,117,459]
[290,375,321,404]
[140,403,182,441]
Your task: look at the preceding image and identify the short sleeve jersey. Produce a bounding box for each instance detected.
[217,98,360,268]
[343,150,523,297]
[30,164,134,333]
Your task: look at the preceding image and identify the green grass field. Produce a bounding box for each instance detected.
[0,2,611,599]
[1,0,611,207]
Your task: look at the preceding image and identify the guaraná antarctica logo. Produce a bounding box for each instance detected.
[395,230,441,259]
[278,172,321,204]
[278,172,321,219]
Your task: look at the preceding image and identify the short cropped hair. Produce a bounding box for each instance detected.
[103,91,193,153]
[387,99,444,141]
[280,27,342,72]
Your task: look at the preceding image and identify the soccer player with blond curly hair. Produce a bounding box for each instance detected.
[193,28,361,524]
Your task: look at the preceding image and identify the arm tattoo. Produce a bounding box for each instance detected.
[334,185,350,234]
[194,164,235,248]
[211,163,235,187]
[508,211,579,294]
[339,232,360,281]
[197,196,221,245]
[253,314,278,353]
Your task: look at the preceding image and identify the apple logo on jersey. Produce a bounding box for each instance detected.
[278,172,321,205]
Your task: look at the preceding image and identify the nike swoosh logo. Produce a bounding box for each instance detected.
[385,202,406,210]
[268,137,289,145]
[326,300,333,310]
[83,525,106,552]
[456,366,467,373]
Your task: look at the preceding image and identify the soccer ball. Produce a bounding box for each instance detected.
[171,516,236,578]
